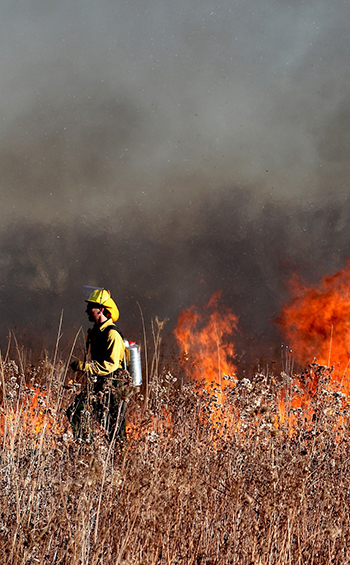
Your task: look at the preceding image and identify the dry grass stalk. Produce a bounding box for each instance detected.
[0,344,349,563]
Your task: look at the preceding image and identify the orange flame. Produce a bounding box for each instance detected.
[279,262,350,391]
[1,386,61,442]
[174,292,238,386]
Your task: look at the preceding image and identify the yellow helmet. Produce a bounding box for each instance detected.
[86,287,120,322]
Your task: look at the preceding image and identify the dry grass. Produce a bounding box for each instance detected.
[0,349,350,564]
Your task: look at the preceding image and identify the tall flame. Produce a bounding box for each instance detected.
[174,291,238,385]
[279,262,350,390]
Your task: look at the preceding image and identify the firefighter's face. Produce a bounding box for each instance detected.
[86,302,104,324]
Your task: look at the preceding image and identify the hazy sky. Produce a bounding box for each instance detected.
[0,0,349,367]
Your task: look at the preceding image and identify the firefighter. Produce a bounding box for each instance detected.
[67,288,131,442]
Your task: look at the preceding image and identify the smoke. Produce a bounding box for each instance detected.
[0,0,350,368]
[1,189,349,368]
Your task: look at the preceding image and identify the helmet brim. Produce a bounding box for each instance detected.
[85,300,104,307]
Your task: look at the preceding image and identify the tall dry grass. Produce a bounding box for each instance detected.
[0,342,349,564]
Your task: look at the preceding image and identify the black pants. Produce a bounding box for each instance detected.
[66,375,126,442]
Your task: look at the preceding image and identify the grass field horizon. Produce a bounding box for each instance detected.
[1,320,349,565]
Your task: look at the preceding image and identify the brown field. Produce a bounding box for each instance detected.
[0,347,349,565]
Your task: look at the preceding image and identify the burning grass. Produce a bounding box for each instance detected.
[1,349,350,564]
[279,263,350,391]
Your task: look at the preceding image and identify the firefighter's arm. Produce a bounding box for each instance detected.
[85,330,125,377]
[70,360,86,372]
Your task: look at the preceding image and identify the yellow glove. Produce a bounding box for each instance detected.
[70,360,86,372]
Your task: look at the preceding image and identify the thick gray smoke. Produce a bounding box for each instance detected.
[0,0,349,370]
